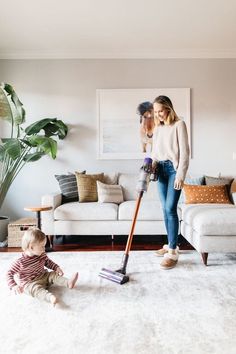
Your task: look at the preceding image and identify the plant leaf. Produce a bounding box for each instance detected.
[0,83,25,126]
[25,118,68,139]
[0,86,13,123]
[23,152,44,162]
[3,139,22,160]
[27,135,58,159]
[0,145,5,161]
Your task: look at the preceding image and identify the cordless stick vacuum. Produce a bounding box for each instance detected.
[99,157,158,285]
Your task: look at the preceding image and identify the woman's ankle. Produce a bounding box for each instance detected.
[168,246,179,254]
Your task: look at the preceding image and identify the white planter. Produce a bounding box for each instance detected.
[0,216,10,242]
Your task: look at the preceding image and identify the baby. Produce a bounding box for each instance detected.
[6,227,78,305]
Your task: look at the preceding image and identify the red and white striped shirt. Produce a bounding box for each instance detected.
[6,252,59,289]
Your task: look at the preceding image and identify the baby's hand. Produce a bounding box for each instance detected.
[12,285,23,295]
[56,267,64,276]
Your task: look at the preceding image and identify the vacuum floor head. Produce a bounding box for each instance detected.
[99,268,129,285]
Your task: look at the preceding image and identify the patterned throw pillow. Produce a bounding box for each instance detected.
[55,173,85,203]
[179,176,205,203]
[183,184,232,204]
[97,181,124,204]
[75,173,104,202]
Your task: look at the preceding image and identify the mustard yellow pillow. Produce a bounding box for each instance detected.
[183,184,232,204]
[75,173,104,202]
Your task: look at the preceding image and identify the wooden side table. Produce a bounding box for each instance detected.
[24,206,53,251]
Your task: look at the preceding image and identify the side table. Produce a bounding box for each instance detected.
[24,206,53,251]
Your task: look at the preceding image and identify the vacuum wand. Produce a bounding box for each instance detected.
[99,157,157,285]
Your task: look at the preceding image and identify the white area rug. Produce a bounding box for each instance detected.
[1,250,236,354]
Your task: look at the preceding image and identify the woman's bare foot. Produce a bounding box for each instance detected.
[50,294,58,306]
[68,272,79,289]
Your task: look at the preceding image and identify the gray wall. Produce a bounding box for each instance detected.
[0,59,236,220]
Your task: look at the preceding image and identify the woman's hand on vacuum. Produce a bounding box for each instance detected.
[174,178,184,190]
[152,160,158,171]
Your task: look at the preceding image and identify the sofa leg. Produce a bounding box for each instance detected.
[201,252,208,266]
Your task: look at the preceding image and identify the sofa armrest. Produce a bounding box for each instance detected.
[41,193,62,235]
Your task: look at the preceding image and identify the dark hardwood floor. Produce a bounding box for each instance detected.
[0,235,194,252]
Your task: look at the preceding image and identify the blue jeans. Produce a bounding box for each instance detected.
[157,160,181,249]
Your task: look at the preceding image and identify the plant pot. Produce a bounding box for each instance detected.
[0,216,10,242]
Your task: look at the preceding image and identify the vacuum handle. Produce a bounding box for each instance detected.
[124,191,143,255]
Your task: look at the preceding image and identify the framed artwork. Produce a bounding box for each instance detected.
[97,88,191,160]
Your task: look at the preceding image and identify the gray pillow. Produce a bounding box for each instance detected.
[204,175,234,187]
[205,175,234,202]
[55,171,85,203]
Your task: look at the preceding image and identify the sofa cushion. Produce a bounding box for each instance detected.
[75,173,104,202]
[55,172,85,203]
[118,173,160,201]
[183,184,232,204]
[180,204,236,235]
[119,200,164,221]
[97,181,124,204]
[118,174,137,200]
[54,202,118,221]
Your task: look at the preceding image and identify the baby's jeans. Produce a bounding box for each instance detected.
[24,271,68,303]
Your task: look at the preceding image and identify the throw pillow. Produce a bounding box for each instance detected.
[205,175,234,202]
[205,175,234,188]
[97,181,124,204]
[75,173,104,202]
[103,173,118,185]
[55,171,85,203]
[179,176,205,204]
[183,184,232,204]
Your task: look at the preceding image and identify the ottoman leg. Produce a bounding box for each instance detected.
[201,252,208,266]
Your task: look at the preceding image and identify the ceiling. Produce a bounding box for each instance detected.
[1,0,236,59]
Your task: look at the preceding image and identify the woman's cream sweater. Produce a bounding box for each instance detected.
[151,120,190,181]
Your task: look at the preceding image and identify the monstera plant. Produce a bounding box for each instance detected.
[0,83,68,212]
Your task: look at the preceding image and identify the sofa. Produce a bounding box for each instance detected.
[41,173,166,238]
[180,177,236,265]
[41,172,236,266]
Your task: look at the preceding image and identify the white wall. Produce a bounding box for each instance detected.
[0,59,236,220]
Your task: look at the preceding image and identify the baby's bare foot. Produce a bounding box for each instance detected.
[68,272,79,289]
[50,294,58,306]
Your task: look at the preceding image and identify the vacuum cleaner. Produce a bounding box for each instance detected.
[99,157,158,285]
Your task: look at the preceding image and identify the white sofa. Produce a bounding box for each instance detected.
[41,173,166,238]
[41,172,236,266]
[180,199,236,265]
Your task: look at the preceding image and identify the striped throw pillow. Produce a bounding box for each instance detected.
[55,171,85,203]
[97,181,124,204]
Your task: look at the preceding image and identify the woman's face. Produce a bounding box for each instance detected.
[153,103,168,122]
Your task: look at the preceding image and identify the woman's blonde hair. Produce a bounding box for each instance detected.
[21,227,46,251]
[153,95,179,126]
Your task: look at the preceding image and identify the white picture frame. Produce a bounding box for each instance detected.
[97,88,191,160]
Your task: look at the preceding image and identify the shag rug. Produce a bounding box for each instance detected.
[1,250,236,354]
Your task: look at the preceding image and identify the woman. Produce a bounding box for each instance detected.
[152,95,189,269]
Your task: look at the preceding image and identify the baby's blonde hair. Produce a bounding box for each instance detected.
[22,228,46,251]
